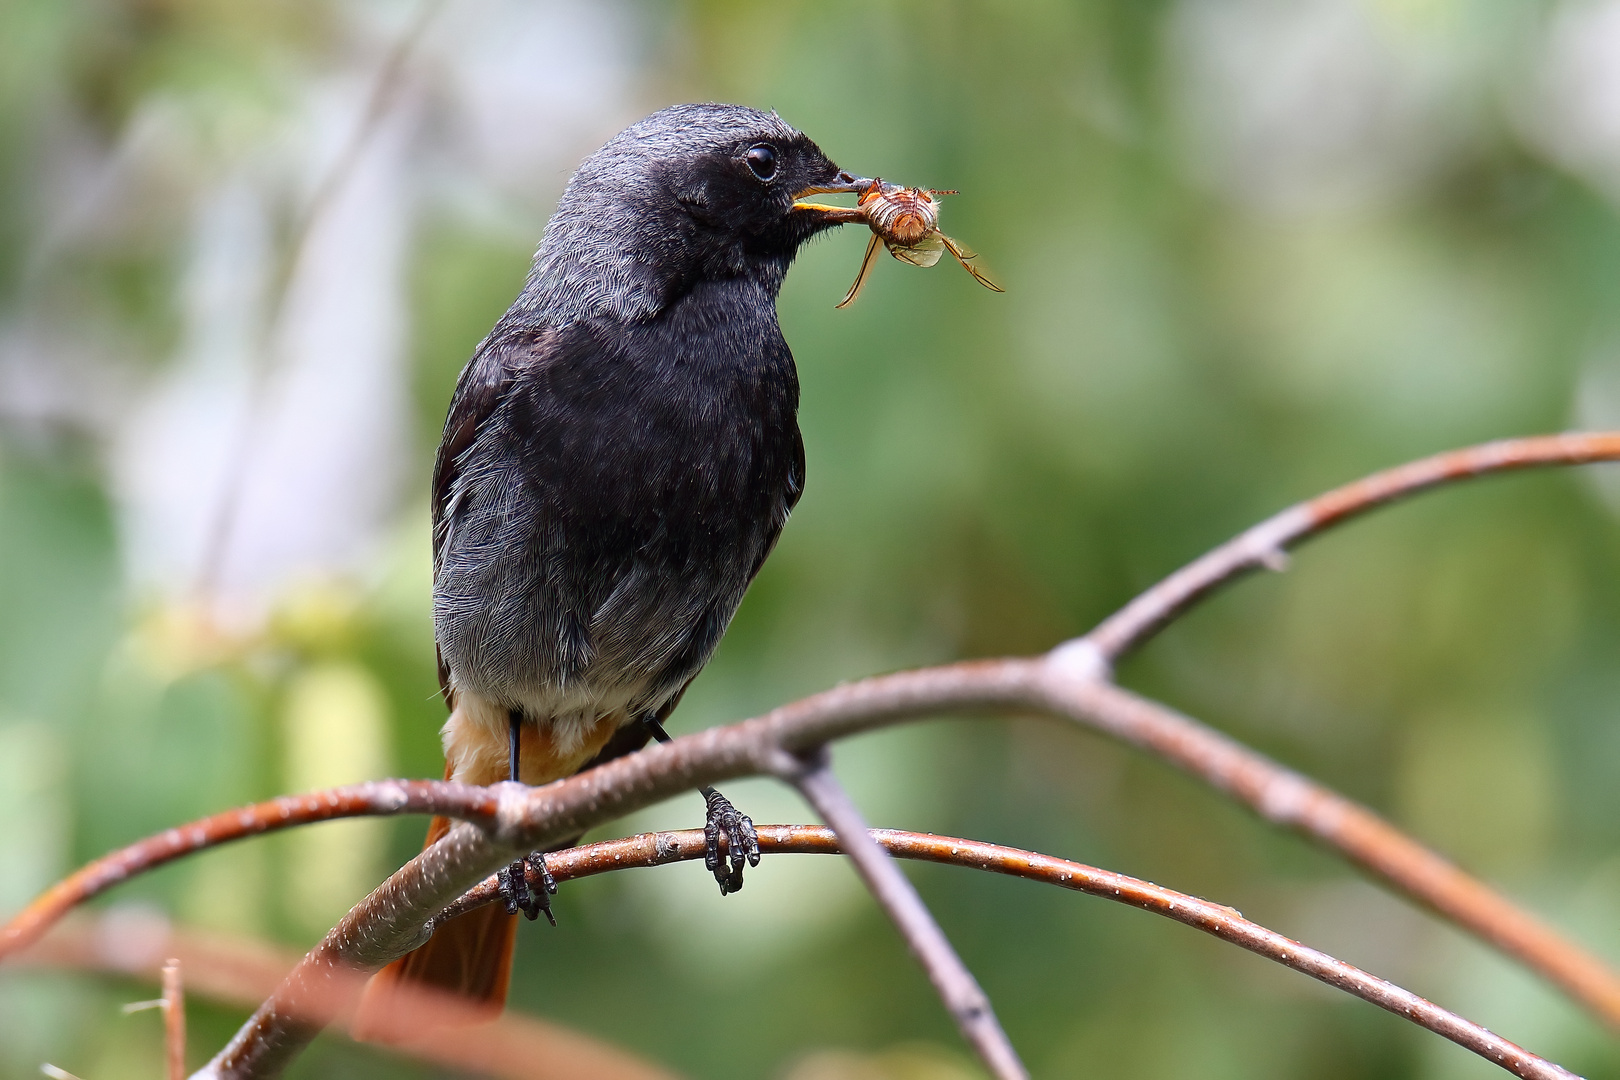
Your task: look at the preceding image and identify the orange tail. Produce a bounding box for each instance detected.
[352,808,516,1039]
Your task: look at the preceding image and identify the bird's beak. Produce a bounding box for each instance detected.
[792,172,872,222]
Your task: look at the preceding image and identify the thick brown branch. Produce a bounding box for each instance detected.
[195,647,1609,1080]
[1033,676,1620,1029]
[1078,431,1620,664]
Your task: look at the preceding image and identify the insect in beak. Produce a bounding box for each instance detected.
[799,178,1004,307]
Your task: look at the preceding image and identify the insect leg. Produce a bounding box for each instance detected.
[941,233,1005,293]
[836,232,885,308]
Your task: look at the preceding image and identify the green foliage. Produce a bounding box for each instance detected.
[5,1,1620,1078]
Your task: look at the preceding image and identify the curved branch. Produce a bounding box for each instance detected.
[7,672,1615,1071]
[1076,431,1620,664]
[1036,678,1620,1030]
[22,830,1582,1079]
[451,825,1576,1080]
[0,780,499,960]
[195,655,1617,1077]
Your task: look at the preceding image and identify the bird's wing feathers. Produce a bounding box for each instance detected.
[428,330,547,704]
[431,333,540,557]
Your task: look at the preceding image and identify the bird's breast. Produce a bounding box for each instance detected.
[433,280,802,721]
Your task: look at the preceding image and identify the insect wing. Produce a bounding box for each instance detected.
[836,232,885,308]
[886,234,945,268]
[940,233,1004,293]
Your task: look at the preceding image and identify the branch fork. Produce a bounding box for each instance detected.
[7,433,1620,1080]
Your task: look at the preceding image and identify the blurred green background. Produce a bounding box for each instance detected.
[5,0,1620,1077]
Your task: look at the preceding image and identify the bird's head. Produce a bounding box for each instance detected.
[519,104,868,324]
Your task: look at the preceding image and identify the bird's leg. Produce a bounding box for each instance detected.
[644,714,760,895]
[498,708,557,924]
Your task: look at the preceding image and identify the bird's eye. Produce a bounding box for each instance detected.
[745,144,778,182]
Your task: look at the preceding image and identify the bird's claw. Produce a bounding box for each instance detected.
[703,788,759,895]
[498,852,558,925]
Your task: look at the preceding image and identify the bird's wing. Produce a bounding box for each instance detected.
[432,337,530,557]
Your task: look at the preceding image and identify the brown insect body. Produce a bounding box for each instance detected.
[860,184,941,248]
[793,178,1003,307]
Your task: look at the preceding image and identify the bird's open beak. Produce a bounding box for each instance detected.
[792,172,872,222]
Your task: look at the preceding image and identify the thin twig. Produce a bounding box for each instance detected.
[163,958,186,1080]
[786,760,1028,1080]
[1078,432,1620,665]
[1029,674,1620,1029]
[0,780,500,960]
[457,825,1576,1080]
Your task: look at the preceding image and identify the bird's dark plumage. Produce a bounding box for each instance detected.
[432,105,849,748]
[358,104,865,1024]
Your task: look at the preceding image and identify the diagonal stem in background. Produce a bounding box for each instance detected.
[494,826,1581,1080]
[1078,432,1620,664]
[783,757,1028,1080]
[18,913,676,1080]
[164,958,187,1080]
[193,0,446,600]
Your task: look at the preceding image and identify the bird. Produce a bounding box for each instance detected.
[354,103,869,1025]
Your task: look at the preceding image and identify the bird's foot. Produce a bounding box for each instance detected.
[703,788,760,896]
[498,852,557,925]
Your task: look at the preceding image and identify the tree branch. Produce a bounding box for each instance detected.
[1031,675,1620,1028]
[458,825,1580,1080]
[785,758,1027,1080]
[23,825,1585,1079]
[0,780,500,960]
[12,660,1614,1076]
[5,434,1614,1076]
[1076,431,1620,665]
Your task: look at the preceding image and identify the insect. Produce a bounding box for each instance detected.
[794,179,1004,307]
